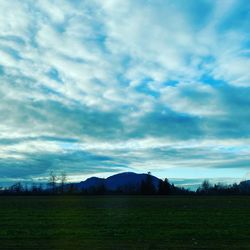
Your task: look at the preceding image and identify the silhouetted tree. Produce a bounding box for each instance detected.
[121,183,139,194]
[81,188,88,195]
[97,183,106,194]
[9,182,23,193]
[115,185,123,194]
[231,183,239,194]
[31,183,38,193]
[59,172,67,194]
[158,178,171,195]
[140,172,156,194]
[87,184,106,195]
[199,179,211,194]
[48,171,57,193]
[24,184,29,194]
[38,183,43,193]
[196,180,242,195]
[68,183,78,194]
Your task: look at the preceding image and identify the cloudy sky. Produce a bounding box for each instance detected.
[1,0,250,185]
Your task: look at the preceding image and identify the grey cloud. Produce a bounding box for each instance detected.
[0,96,124,140]
[201,85,250,139]
[0,150,127,180]
[130,110,203,140]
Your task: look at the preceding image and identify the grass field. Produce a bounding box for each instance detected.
[0,196,250,249]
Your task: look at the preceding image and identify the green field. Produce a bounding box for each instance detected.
[0,196,250,249]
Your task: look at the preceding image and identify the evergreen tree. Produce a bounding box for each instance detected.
[158,178,171,195]
[140,172,156,194]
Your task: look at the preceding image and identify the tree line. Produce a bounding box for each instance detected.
[0,172,249,195]
[0,171,67,195]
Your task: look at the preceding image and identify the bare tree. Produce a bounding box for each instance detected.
[9,182,23,193]
[59,172,67,194]
[31,183,38,193]
[24,184,29,194]
[48,171,57,193]
[38,183,43,193]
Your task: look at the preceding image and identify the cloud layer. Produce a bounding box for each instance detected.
[1,0,250,183]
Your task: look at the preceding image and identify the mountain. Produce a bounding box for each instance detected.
[77,177,105,190]
[239,180,250,193]
[106,172,160,190]
[73,172,161,191]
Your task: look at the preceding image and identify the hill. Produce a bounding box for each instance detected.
[74,172,161,191]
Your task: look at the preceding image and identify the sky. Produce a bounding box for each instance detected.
[1,0,250,186]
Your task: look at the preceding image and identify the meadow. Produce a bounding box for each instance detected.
[0,196,250,249]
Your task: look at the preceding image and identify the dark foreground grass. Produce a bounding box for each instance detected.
[0,196,250,249]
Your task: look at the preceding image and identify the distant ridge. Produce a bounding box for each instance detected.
[239,180,250,192]
[77,176,105,190]
[74,172,161,191]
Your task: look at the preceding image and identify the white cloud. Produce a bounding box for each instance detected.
[160,82,224,116]
[0,0,250,181]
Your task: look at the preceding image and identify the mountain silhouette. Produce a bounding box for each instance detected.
[77,176,105,190]
[239,180,250,193]
[75,172,161,191]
